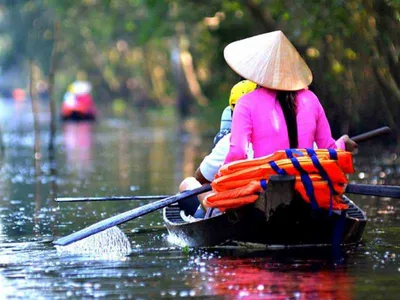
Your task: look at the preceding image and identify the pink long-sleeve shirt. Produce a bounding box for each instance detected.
[224,88,345,164]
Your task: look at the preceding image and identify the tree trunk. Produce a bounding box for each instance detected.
[48,21,59,152]
[29,61,42,177]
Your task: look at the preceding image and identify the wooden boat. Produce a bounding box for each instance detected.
[163,176,367,248]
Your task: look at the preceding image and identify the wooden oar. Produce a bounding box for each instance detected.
[345,183,400,198]
[55,195,171,202]
[350,126,390,143]
[53,183,212,246]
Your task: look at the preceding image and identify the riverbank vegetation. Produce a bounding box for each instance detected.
[0,0,398,137]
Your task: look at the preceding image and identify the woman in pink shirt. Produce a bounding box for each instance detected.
[223,31,357,164]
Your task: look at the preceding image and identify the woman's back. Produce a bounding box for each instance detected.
[224,88,341,163]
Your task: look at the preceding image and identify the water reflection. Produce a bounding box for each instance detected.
[189,254,354,299]
[62,122,94,175]
[33,175,42,236]
[0,106,398,298]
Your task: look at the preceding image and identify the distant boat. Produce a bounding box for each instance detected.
[61,81,97,121]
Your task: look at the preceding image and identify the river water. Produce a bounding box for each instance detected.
[0,99,399,299]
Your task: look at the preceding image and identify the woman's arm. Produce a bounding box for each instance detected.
[197,134,231,183]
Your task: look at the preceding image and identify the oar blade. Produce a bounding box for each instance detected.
[53,184,211,246]
[55,227,132,257]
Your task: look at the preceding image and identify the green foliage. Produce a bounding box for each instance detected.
[0,0,398,133]
[0,0,54,73]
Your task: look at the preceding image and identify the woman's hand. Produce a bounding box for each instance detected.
[341,134,358,152]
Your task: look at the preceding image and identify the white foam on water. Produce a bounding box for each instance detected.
[55,227,132,258]
[166,233,189,247]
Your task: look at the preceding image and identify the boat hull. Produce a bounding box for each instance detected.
[61,111,96,121]
[164,182,367,248]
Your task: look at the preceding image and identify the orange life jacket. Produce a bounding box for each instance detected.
[217,148,354,177]
[204,175,347,211]
[205,148,353,212]
[212,156,348,192]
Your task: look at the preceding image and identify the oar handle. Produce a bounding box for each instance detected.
[55,195,171,202]
[350,126,390,143]
[346,183,400,198]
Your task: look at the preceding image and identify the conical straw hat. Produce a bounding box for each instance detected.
[224,31,312,91]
